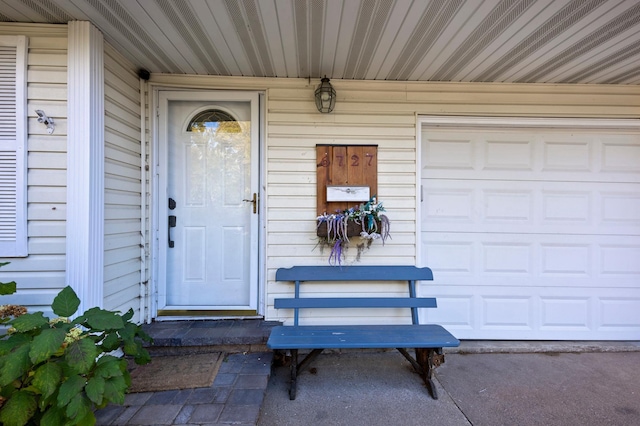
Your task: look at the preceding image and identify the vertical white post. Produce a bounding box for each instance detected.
[66,22,104,314]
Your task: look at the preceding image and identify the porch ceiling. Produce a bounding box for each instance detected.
[2,0,639,84]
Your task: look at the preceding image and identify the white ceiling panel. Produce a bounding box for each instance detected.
[454,0,560,82]
[189,1,241,75]
[273,0,298,77]
[373,0,431,80]
[411,0,493,81]
[330,0,361,79]
[199,0,250,76]
[256,0,287,77]
[0,0,638,84]
[320,0,345,79]
[364,0,412,80]
[127,1,207,74]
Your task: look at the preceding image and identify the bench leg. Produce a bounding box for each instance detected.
[289,349,298,400]
[287,348,325,400]
[416,348,444,400]
[397,348,444,399]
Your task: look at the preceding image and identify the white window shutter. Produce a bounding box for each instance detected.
[0,36,27,257]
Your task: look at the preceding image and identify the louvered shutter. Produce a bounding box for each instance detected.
[0,36,27,257]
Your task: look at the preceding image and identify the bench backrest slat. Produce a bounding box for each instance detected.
[275,266,435,326]
[274,297,437,309]
[275,265,433,282]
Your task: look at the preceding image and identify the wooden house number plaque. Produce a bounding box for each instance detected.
[316,144,378,216]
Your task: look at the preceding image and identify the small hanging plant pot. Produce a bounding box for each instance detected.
[316,218,381,238]
[316,197,391,266]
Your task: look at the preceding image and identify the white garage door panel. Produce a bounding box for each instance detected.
[420,122,640,340]
[423,181,640,235]
[418,286,640,340]
[423,233,640,287]
[422,131,640,183]
[422,180,640,235]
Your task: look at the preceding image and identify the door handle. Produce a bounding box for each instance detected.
[242,193,258,214]
[168,215,176,248]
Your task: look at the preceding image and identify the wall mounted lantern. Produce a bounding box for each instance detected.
[314,76,336,113]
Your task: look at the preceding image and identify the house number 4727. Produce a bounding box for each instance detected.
[321,153,375,167]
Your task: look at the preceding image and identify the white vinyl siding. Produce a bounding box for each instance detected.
[266,86,418,325]
[149,75,640,330]
[104,43,144,322]
[0,35,27,257]
[0,24,68,313]
[0,24,144,320]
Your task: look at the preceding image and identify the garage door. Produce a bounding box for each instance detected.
[420,118,640,340]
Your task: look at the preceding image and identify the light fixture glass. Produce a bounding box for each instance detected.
[314,76,336,113]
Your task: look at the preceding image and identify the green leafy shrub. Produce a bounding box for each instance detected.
[0,266,152,426]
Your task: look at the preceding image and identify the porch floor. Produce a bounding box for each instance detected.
[95,319,281,426]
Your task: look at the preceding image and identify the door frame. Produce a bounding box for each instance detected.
[149,87,266,320]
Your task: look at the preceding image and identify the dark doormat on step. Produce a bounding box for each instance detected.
[128,352,225,393]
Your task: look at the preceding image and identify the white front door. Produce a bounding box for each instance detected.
[157,91,259,315]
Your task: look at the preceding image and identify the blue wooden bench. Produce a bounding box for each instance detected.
[267,265,460,400]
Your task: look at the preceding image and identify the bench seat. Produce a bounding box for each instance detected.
[268,324,460,350]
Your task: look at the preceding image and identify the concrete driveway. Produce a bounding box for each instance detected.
[258,349,640,426]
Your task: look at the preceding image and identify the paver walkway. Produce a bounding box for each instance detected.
[96,351,273,425]
[95,320,278,425]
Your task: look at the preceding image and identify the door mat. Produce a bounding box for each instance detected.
[128,352,225,393]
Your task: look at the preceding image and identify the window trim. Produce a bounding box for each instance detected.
[0,35,28,257]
